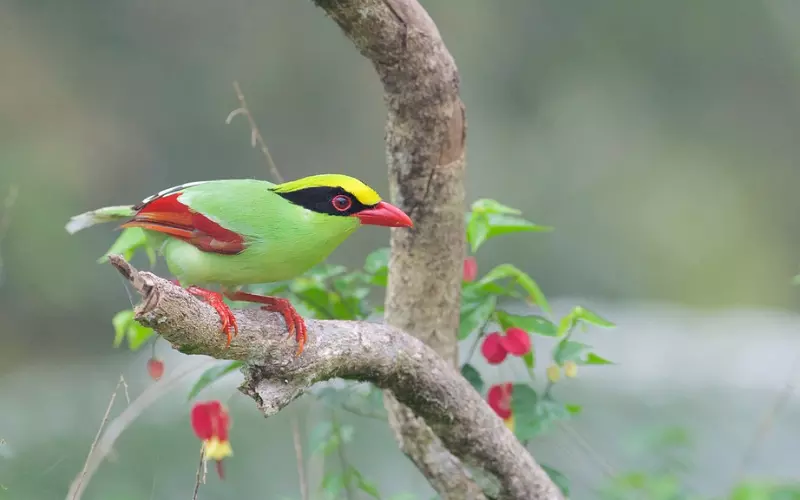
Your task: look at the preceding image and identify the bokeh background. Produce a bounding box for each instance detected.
[2,0,800,498]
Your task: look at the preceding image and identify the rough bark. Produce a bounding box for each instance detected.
[310,1,478,497]
[109,256,563,499]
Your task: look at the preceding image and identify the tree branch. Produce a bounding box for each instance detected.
[311,1,482,497]
[108,255,561,499]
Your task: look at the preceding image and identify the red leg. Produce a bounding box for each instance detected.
[177,284,238,348]
[223,289,307,356]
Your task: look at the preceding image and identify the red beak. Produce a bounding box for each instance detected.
[355,201,413,228]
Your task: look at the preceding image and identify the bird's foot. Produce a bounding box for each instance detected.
[176,284,239,348]
[223,290,307,356]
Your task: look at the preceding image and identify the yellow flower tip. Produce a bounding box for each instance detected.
[546,364,561,383]
[503,414,515,433]
[203,437,233,461]
[564,361,578,378]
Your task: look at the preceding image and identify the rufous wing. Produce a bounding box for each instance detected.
[120,192,246,255]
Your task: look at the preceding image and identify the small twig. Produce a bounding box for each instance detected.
[291,416,309,500]
[541,380,554,399]
[330,411,355,500]
[558,422,616,478]
[227,81,284,184]
[66,359,214,500]
[72,375,126,500]
[463,316,494,366]
[120,376,131,405]
[192,446,206,500]
[733,352,800,483]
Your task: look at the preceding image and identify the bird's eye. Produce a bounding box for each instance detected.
[332,194,352,212]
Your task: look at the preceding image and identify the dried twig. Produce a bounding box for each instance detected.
[291,416,310,500]
[65,359,215,500]
[733,352,800,483]
[226,81,284,184]
[71,375,126,500]
[192,446,206,500]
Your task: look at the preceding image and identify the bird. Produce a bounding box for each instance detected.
[65,174,413,356]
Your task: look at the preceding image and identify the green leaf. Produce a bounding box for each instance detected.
[470,198,522,215]
[554,340,590,365]
[309,421,335,456]
[565,404,583,416]
[458,295,496,340]
[466,200,551,252]
[348,467,381,499]
[478,264,551,314]
[496,311,557,336]
[514,399,572,441]
[111,309,134,347]
[485,214,552,238]
[321,472,346,496]
[111,309,155,351]
[186,361,244,400]
[98,227,155,266]
[540,465,571,497]
[466,213,490,253]
[460,363,484,393]
[363,248,389,287]
[582,352,614,365]
[573,306,615,328]
[510,384,538,416]
[126,321,155,350]
[339,424,355,444]
[558,306,615,335]
[364,247,390,275]
[522,351,536,372]
[292,287,337,319]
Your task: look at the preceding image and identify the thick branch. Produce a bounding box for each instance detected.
[109,255,561,499]
[312,1,486,498]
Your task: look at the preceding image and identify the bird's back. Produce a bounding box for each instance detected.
[148,179,360,286]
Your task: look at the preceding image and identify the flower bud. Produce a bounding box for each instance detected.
[146,358,164,381]
[481,332,509,364]
[463,256,478,282]
[546,364,561,383]
[501,327,531,356]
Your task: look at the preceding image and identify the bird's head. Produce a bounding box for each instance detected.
[270,174,413,228]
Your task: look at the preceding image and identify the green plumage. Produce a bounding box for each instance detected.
[67,178,363,288]
[161,179,360,286]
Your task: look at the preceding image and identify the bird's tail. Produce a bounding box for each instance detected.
[65,205,135,234]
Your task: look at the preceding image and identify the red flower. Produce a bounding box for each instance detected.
[480,328,532,365]
[463,256,478,282]
[487,383,513,420]
[480,332,508,364]
[500,327,531,356]
[146,357,164,381]
[191,400,233,478]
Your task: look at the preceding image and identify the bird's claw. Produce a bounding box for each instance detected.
[221,290,307,356]
[183,285,239,348]
[260,298,306,357]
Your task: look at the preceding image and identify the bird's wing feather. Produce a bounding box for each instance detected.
[121,182,247,255]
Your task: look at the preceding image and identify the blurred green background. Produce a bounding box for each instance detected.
[2,0,800,498]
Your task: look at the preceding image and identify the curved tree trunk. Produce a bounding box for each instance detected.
[311,1,562,499]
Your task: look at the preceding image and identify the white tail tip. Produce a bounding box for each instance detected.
[65,213,98,234]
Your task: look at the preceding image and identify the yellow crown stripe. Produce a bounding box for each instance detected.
[273,174,382,206]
